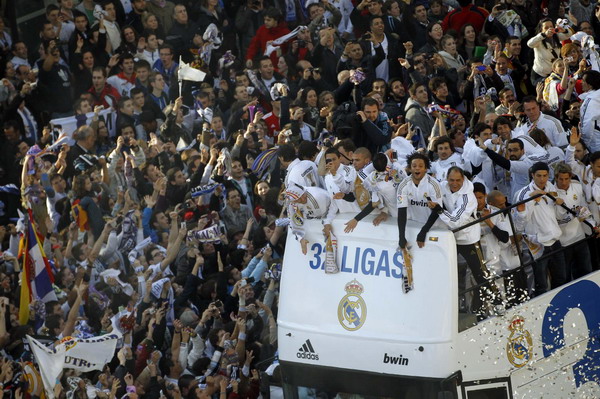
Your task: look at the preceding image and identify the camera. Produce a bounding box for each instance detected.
[476,65,487,71]
[298,39,306,48]
[362,32,372,41]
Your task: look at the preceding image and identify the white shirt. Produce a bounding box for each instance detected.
[103,20,122,53]
[138,48,160,64]
[363,162,406,217]
[371,35,389,81]
[519,113,568,147]
[431,152,469,182]
[397,174,443,224]
[10,55,31,69]
[285,158,319,188]
[288,186,336,239]
[324,164,360,214]
[106,74,136,97]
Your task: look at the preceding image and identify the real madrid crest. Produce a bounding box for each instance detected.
[337,279,367,331]
[506,315,533,368]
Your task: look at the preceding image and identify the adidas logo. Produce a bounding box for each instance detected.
[296,339,319,361]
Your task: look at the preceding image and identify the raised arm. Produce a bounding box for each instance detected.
[62,283,87,337]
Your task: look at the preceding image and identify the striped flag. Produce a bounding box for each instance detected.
[19,210,57,324]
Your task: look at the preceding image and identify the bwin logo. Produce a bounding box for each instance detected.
[383,353,409,366]
[297,340,319,360]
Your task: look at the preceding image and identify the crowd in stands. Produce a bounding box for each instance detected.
[1,0,600,397]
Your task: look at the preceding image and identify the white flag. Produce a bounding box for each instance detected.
[27,332,121,399]
[178,59,206,82]
[265,26,306,56]
[49,108,116,138]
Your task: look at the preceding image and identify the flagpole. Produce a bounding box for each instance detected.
[178,56,183,99]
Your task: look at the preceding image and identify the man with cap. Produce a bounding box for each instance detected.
[514,161,568,296]
[285,183,336,255]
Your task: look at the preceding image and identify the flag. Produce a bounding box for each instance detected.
[178,58,206,82]
[265,26,306,56]
[19,210,57,324]
[27,332,121,399]
[49,108,116,138]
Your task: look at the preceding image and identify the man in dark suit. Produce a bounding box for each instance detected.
[65,125,96,180]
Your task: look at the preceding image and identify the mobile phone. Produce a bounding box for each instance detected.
[476,65,487,71]
[392,150,398,158]
[213,300,223,308]
[240,279,247,287]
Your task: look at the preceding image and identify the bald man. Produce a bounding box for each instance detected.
[486,189,529,307]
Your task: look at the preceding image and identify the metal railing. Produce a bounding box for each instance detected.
[451,192,597,325]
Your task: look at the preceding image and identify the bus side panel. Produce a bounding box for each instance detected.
[457,274,600,398]
[278,218,459,379]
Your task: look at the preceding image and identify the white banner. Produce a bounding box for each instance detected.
[27,332,121,398]
[49,108,117,138]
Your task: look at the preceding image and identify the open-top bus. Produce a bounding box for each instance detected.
[277,207,600,398]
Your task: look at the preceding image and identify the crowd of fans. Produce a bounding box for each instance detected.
[0,0,600,397]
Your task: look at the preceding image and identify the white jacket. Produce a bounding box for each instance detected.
[580,89,600,152]
[440,179,480,245]
[515,181,565,247]
[527,30,573,77]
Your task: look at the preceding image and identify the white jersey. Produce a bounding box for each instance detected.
[324,164,361,214]
[354,163,376,209]
[509,133,549,161]
[463,138,499,193]
[363,163,407,217]
[397,174,443,224]
[431,152,470,182]
[288,187,336,240]
[545,145,565,179]
[556,181,594,246]
[285,159,319,188]
[515,113,569,147]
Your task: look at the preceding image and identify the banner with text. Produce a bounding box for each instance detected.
[27,332,121,398]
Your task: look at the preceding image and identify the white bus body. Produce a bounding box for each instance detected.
[277,216,600,398]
